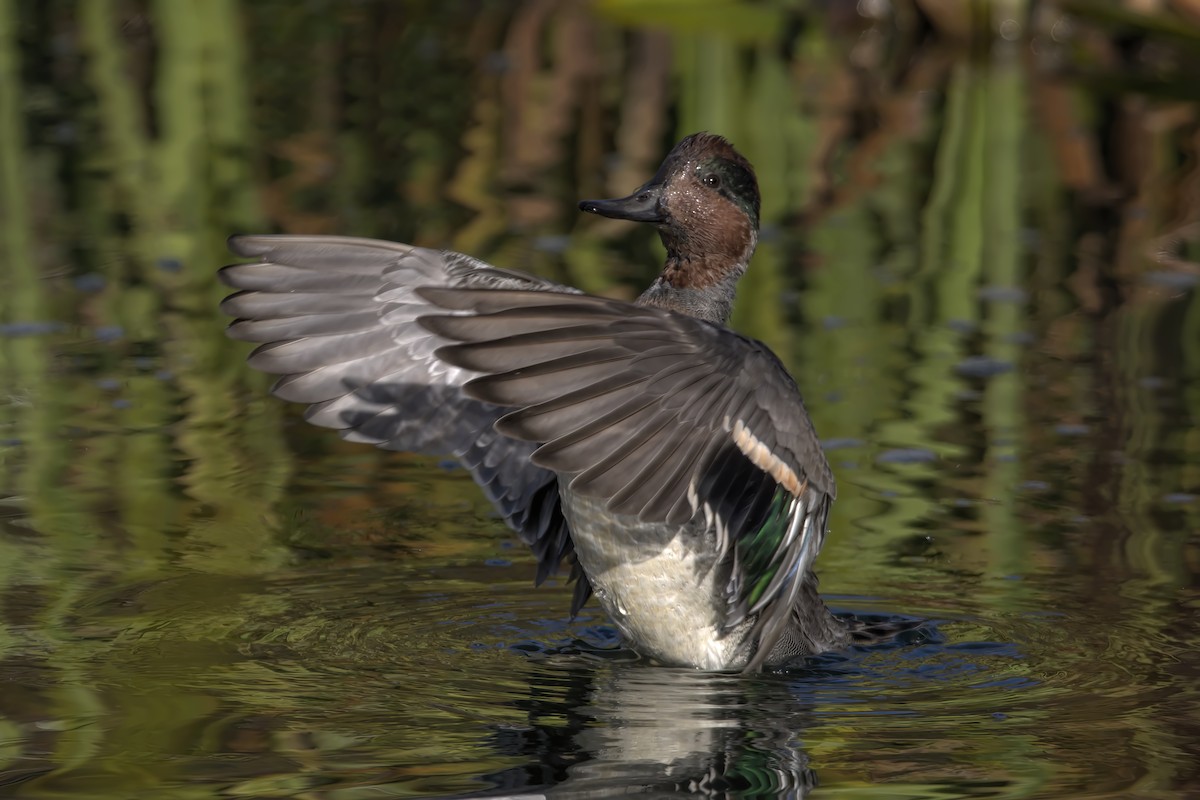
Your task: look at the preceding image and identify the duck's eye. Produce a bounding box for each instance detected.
[702,173,721,189]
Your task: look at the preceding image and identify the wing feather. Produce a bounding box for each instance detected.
[421,287,836,666]
[219,235,587,600]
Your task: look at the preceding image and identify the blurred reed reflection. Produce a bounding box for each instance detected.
[1,0,1199,797]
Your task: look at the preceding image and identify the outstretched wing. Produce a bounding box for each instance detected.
[417,288,836,670]
[218,235,589,609]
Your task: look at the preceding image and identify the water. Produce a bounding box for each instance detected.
[2,2,1200,797]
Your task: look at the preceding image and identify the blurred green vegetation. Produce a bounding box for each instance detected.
[1,0,1199,797]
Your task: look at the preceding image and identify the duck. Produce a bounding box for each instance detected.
[219,132,853,671]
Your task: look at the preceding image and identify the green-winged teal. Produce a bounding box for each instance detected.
[220,132,854,671]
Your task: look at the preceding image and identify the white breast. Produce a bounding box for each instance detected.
[559,491,751,670]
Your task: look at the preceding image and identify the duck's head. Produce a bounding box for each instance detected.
[579,132,761,283]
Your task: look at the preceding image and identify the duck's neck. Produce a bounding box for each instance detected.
[636,234,757,326]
